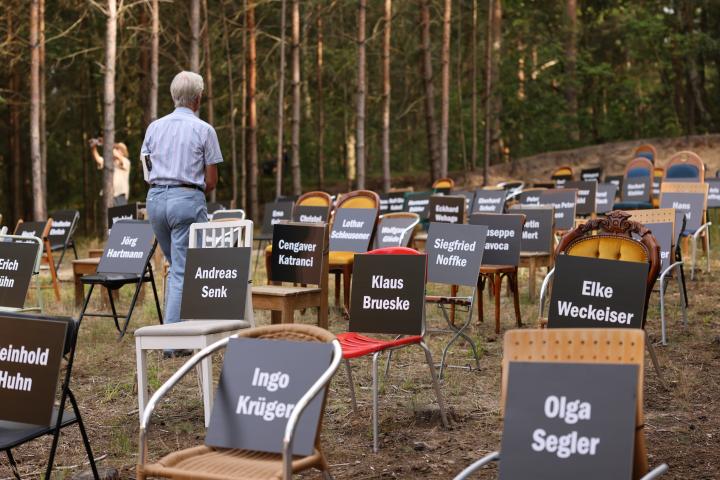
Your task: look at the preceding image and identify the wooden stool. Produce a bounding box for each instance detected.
[477,265,522,334]
[252,285,327,328]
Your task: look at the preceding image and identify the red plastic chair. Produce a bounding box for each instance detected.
[337,246,449,453]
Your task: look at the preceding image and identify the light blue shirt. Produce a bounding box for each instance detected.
[141,107,223,188]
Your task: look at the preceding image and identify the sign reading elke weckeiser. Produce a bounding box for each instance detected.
[329,208,376,252]
[499,362,638,480]
[0,241,37,309]
[548,255,648,329]
[271,223,326,284]
[205,337,333,455]
[0,315,68,426]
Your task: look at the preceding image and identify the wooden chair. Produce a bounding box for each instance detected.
[328,190,380,310]
[253,222,329,328]
[432,177,455,190]
[137,324,342,480]
[614,157,655,210]
[550,165,574,182]
[211,208,246,221]
[13,219,60,301]
[0,232,45,312]
[452,329,668,480]
[665,150,704,181]
[48,209,80,270]
[634,143,657,163]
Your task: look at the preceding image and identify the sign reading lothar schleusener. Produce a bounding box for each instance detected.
[329,208,376,253]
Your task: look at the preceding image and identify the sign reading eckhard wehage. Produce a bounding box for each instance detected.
[660,191,706,231]
[428,195,465,224]
[511,206,554,253]
[0,315,68,426]
[705,178,720,208]
[548,255,648,329]
[0,242,37,309]
[349,253,426,335]
[379,192,407,214]
[181,247,251,320]
[48,210,76,249]
[622,176,651,202]
[472,189,507,213]
[426,222,487,286]
[470,213,523,266]
[206,337,333,455]
[108,203,139,229]
[563,181,597,216]
[97,221,155,274]
[595,183,618,214]
[329,208,376,253]
[539,189,577,231]
[293,205,330,224]
[260,201,294,236]
[374,217,416,249]
[271,223,326,284]
[499,362,638,480]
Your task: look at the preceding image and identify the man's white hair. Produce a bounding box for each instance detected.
[170,71,204,108]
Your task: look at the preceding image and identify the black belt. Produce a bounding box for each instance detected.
[151,183,204,192]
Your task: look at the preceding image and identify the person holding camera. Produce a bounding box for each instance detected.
[89,138,131,206]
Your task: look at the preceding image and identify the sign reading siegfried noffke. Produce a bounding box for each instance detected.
[97,221,155,274]
[271,223,326,284]
[705,178,720,208]
[644,222,673,271]
[329,208,376,253]
[260,201,294,235]
[349,253,426,335]
[469,213,523,266]
[563,181,597,216]
[426,222,487,286]
[205,337,333,456]
[622,176,651,202]
[403,191,432,220]
[595,183,618,214]
[660,192,706,231]
[293,205,330,224]
[108,203,140,229]
[428,195,465,224]
[539,189,577,230]
[511,206,555,253]
[379,192,407,214]
[548,255,648,329]
[374,217,416,249]
[0,315,68,426]
[580,167,603,183]
[0,242,38,309]
[48,210,77,249]
[180,247,251,320]
[499,362,638,480]
[472,189,507,213]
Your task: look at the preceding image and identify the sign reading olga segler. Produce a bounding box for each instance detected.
[428,195,465,224]
[205,337,333,455]
[548,255,648,329]
[0,315,68,426]
[271,223,327,284]
[426,222,487,286]
[499,362,638,480]
[0,241,38,309]
[329,208,376,252]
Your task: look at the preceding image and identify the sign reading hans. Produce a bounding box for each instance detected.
[97,220,155,274]
[205,337,333,455]
[539,189,577,230]
[472,189,507,214]
[660,190,706,231]
[470,213,523,266]
[426,223,487,286]
[428,195,465,224]
[0,241,37,309]
[499,362,638,480]
[271,223,326,284]
[548,255,648,329]
[329,208,375,252]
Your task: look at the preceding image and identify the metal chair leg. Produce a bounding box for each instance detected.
[6,450,21,480]
[78,284,95,326]
[438,302,480,378]
[344,359,358,412]
[106,287,121,332]
[117,280,144,340]
[68,389,100,480]
[383,350,394,380]
[659,273,668,346]
[646,332,668,390]
[149,269,164,324]
[678,272,688,327]
[420,341,449,429]
[372,351,381,453]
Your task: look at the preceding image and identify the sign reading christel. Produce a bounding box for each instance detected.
[329,208,376,253]
[293,205,330,224]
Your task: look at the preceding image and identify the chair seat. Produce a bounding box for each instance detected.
[81,272,144,285]
[328,251,356,266]
[338,332,423,359]
[141,445,323,480]
[0,408,76,450]
[479,264,517,274]
[252,285,322,297]
[135,320,250,337]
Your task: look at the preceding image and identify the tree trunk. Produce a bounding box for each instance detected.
[439,0,451,178]
[240,0,248,209]
[190,0,200,72]
[491,0,503,163]
[381,0,392,192]
[316,7,325,190]
[419,0,440,181]
[202,0,216,201]
[245,0,259,218]
[471,0,478,171]
[149,0,159,122]
[222,1,238,207]
[102,0,118,233]
[8,8,23,224]
[39,0,47,200]
[564,0,579,142]
[455,0,468,172]
[290,0,302,195]
[30,0,46,220]
[483,0,493,185]
[355,0,367,190]
[275,0,287,199]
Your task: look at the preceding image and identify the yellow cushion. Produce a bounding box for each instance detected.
[554,167,573,176]
[340,197,376,209]
[329,251,356,266]
[566,237,647,263]
[434,180,453,189]
[299,196,329,207]
[265,244,273,254]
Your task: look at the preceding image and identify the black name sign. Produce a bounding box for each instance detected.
[426,222,487,286]
[644,222,673,271]
[622,176,651,202]
[271,223,326,284]
[260,201,294,236]
[428,195,465,224]
[595,183,618,214]
[403,191,432,220]
[379,192,407,214]
[206,337,333,455]
[548,255,648,329]
[511,206,555,253]
[563,181,596,216]
[374,217,417,249]
[660,192,706,231]
[705,178,720,208]
[108,203,140,229]
[604,175,623,194]
[0,242,37,309]
[0,315,68,426]
[518,190,543,206]
[539,189,577,230]
[97,221,155,274]
[329,208,376,253]
[14,222,45,242]
[472,189,507,214]
[349,253,426,335]
[470,213,523,266]
[293,205,330,224]
[580,167,603,183]
[48,210,78,249]
[499,362,638,480]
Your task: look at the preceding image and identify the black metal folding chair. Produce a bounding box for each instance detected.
[48,210,80,270]
[78,220,163,340]
[0,313,99,480]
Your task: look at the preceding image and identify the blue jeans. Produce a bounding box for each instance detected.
[146,186,208,326]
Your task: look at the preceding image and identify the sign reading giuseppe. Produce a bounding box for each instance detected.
[271,223,326,284]
[97,221,155,274]
[660,192,706,231]
[260,201,294,236]
[349,253,426,335]
[622,176,651,202]
[293,205,330,224]
[48,210,77,249]
[329,208,376,253]
[548,255,648,329]
[563,181,596,216]
[469,213,523,266]
[472,189,507,213]
[0,241,37,309]
[511,206,555,253]
[428,195,465,224]
[595,183,618,214]
[0,315,68,426]
[374,217,416,248]
[426,223,487,286]
[205,337,333,455]
[499,362,638,480]
[539,189,577,230]
[180,247,251,320]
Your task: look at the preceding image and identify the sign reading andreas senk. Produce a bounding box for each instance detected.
[548,255,648,329]
[205,337,333,455]
[271,223,326,284]
[499,362,638,480]
[0,315,68,425]
[0,242,38,309]
[329,208,376,253]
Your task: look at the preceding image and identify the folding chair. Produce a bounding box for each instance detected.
[13,219,60,301]
[339,247,449,452]
[452,328,668,480]
[137,324,342,480]
[48,209,80,270]
[0,313,99,480]
[78,220,163,340]
[0,233,44,313]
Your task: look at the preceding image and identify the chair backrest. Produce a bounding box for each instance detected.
[211,209,246,221]
[665,150,704,181]
[295,191,333,209]
[14,218,52,242]
[374,212,420,248]
[502,328,649,478]
[624,208,677,245]
[335,190,380,211]
[432,177,455,190]
[550,165,573,180]
[633,143,657,163]
[659,181,708,231]
[0,233,44,276]
[48,210,80,249]
[624,156,653,178]
[189,220,253,248]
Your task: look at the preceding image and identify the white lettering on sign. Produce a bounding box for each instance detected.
[0,259,19,271]
[672,201,691,211]
[272,209,284,217]
[112,214,133,225]
[0,345,50,365]
[530,395,599,459]
[371,275,403,289]
[522,231,539,240]
[556,301,634,325]
[436,205,460,213]
[49,228,66,236]
[627,183,646,197]
[544,395,592,424]
[525,195,540,204]
[0,276,15,288]
[433,238,477,252]
[487,229,515,239]
[278,255,314,267]
[342,219,364,228]
[202,285,228,298]
[233,368,295,422]
[20,231,37,237]
[106,249,143,259]
[435,213,459,223]
[330,231,370,240]
[476,197,502,204]
[362,296,410,310]
[277,239,317,253]
[120,236,138,248]
[195,267,238,279]
[436,254,467,267]
[299,214,322,223]
[0,371,32,392]
[526,220,540,229]
[252,367,290,391]
[581,281,613,298]
[484,243,509,251]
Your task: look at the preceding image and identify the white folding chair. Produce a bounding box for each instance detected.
[134,220,254,427]
[0,233,44,313]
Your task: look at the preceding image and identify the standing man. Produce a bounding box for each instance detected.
[141,71,222,357]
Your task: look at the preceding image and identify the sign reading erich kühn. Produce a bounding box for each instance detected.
[0,241,38,309]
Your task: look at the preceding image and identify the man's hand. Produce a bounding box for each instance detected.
[205,164,218,193]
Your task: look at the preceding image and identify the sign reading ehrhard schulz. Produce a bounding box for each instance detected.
[206,337,333,456]
[472,189,507,213]
[329,208,376,253]
[548,255,648,329]
[0,242,38,309]
[0,315,68,426]
[499,362,638,480]
[271,223,326,284]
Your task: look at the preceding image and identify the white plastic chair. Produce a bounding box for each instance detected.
[134,220,254,427]
[0,233,44,313]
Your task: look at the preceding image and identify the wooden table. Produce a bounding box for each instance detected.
[73,258,101,308]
